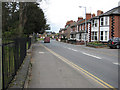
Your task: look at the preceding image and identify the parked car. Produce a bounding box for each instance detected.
[44,37,50,43]
[107,37,120,49]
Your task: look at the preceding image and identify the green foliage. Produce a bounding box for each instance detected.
[2,2,47,39]
[88,41,104,46]
[24,3,46,35]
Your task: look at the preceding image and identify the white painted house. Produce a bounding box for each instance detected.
[90,16,99,41]
[99,16,110,42]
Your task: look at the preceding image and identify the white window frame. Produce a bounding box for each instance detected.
[82,24,84,30]
[105,17,108,25]
[100,31,104,41]
[105,31,108,40]
[91,31,98,41]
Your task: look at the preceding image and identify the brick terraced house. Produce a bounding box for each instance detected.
[59,3,120,43]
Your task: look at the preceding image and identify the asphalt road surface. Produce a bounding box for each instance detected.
[42,40,119,88]
[29,40,119,88]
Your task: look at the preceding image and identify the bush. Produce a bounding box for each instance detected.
[88,41,104,46]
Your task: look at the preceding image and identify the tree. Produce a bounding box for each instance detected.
[24,2,46,35]
[2,2,47,39]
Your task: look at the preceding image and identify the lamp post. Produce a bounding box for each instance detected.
[0,2,2,90]
[79,6,87,46]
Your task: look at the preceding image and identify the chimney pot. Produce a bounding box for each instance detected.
[77,17,83,22]
[92,13,95,17]
[97,10,103,16]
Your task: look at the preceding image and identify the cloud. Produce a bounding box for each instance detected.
[40,0,120,33]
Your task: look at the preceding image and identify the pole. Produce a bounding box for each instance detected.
[79,6,87,46]
[0,1,2,90]
[85,7,87,46]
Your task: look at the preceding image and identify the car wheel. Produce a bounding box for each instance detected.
[116,45,120,49]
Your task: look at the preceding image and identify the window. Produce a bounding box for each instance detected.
[92,20,94,27]
[79,33,81,39]
[71,34,75,38]
[92,32,94,40]
[91,31,97,40]
[105,17,108,25]
[105,31,107,40]
[101,17,104,26]
[95,20,97,27]
[80,25,81,30]
[95,32,97,40]
[82,24,84,30]
[100,31,103,40]
[92,19,97,27]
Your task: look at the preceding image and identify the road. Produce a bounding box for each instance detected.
[29,40,119,88]
[42,40,118,88]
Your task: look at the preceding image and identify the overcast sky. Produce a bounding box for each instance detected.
[39,0,120,33]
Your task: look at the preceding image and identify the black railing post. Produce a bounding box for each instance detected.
[2,45,5,90]
[2,37,29,89]
[14,38,19,74]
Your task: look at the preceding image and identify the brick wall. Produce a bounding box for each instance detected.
[109,15,120,38]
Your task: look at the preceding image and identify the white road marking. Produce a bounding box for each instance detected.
[67,48,78,52]
[68,48,72,50]
[71,49,78,52]
[82,52,102,59]
[113,62,120,65]
[39,52,45,54]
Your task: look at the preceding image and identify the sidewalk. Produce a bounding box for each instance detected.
[28,42,102,88]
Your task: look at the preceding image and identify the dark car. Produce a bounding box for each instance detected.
[44,37,50,43]
[107,37,120,49]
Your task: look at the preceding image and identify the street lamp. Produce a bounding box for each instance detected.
[79,6,87,46]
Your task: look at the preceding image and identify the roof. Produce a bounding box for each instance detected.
[99,6,120,16]
[77,19,85,23]
[59,28,67,32]
[70,31,77,35]
[78,30,85,33]
[78,19,91,25]
[90,16,99,21]
[70,22,77,28]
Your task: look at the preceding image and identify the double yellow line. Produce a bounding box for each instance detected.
[41,44,116,90]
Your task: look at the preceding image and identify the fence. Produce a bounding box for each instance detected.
[2,37,31,89]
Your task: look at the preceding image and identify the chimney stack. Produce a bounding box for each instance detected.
[97,10,103,16]
[86,13,91,20]
[77,17,83,22]
[92,13,95,17]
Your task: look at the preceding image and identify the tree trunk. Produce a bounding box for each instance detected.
[18,2,23,37]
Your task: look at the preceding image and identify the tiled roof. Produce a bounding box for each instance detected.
[99,6,120,16]
[78,19,91,25]
[77,19,85,23]
[90,16,99,21]
[70,31,77,34]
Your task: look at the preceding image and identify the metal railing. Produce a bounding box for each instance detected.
[2,37,31,89]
